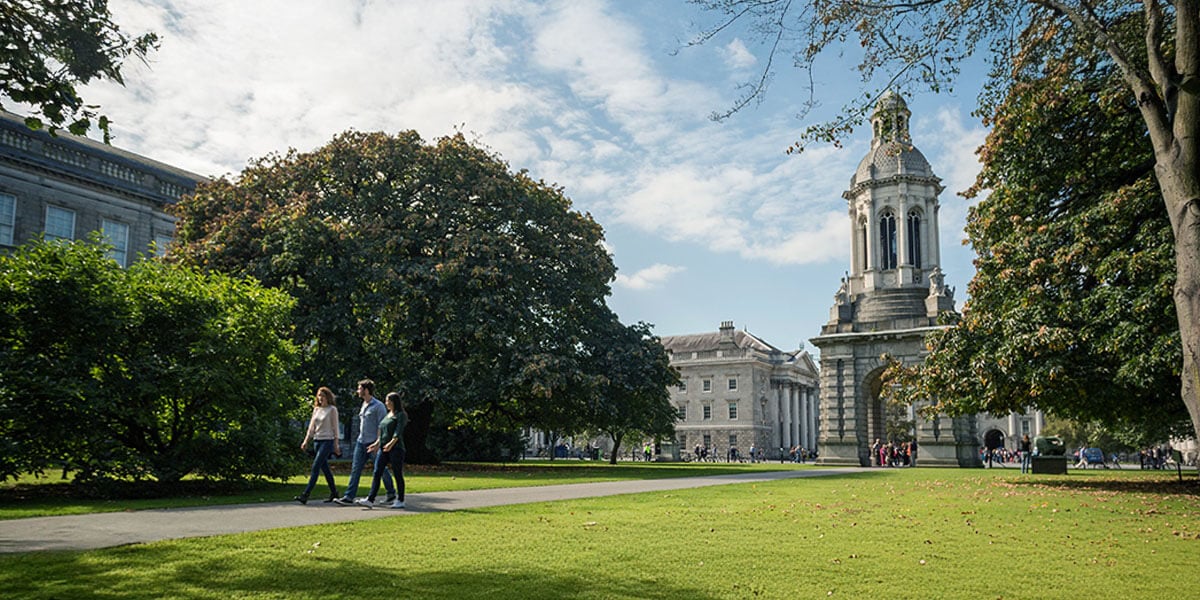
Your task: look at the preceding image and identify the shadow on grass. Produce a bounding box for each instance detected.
[2,542,721,600]
[1008,472,1200,496]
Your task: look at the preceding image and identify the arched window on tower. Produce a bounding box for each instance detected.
[879,210,897,270]
[906,209,922,267]
[858,219,868,272]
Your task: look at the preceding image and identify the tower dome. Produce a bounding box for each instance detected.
[850,91,935,188]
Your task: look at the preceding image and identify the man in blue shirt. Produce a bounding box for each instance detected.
[334,379,396,505]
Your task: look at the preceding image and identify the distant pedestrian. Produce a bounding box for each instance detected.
[356,392,408,509]
[295,387,341,504]
[1019,435,1032,474]
[335,379,395,505]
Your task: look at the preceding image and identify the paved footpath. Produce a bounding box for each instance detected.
[0,467,863,554]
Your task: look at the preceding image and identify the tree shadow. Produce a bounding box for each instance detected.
[1007,473,1200,496]
[3,543,722,599]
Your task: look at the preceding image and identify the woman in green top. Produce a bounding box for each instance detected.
[357,391,408,509]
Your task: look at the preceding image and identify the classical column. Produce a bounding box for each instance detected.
[779,384,792,449]
[811,386,820,448]
[787,384,796,451]
[797,388,808,451]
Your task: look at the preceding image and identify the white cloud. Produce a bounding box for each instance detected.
[615,263,686,290]
[721,38,757,70]
[914,106,988,249]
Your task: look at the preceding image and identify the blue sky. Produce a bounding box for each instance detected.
[81,0,989,354]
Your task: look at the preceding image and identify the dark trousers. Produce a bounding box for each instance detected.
[367,446,406,502]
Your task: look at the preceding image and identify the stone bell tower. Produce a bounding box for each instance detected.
[810,92,979,467]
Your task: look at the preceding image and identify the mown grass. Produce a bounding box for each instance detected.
[1,467,1196,599]
[0,460,803,519]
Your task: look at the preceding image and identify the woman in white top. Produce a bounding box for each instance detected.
[295,387,342,504]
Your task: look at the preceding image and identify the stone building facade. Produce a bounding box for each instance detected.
[662,321,819,460]
[0,111,205,261]
[810,93,1043,467]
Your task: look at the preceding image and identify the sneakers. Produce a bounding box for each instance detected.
[333,497,354,506]
[355,498,375,509]
[389,500,405,509]
[383,494,396,504]
[293,495,309,505]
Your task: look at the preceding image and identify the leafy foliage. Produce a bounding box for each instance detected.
[691,1,1200,445]
[0,0,158,139]
[884,11,1191,442]
[169,130,624,461]
[578,319,680,464]
[0,237,303,483]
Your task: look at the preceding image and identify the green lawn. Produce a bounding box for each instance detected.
[1,467,1196,599]
[0,460,804,519]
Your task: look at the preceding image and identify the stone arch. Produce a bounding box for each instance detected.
[983,428,1006,450]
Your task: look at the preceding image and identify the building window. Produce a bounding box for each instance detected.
[1021,420,1031,436]
[702,434,711,449]
[678,379,687,393]
[703,405,712,420]
[728,377,738,391]
[152,235,173,257]
[879,210,897,269]
[0,193,14,245]
[102,219,130,267]
[907,209,922,267]
[728,402,738,420]
[729,434,737,449]
[702,379,712,393]
[45,205,75,241]
[676,405,686,420]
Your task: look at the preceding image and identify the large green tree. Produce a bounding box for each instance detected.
[0,238,302,483]
[170,130,618,462]
[690,1,1200,444]
[579,318,680,464]
[885,14,1191,444]
[0,0,157,139]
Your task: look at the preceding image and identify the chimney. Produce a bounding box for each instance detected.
[719,320,735,343]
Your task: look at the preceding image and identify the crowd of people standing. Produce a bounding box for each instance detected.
[871,439,917,467]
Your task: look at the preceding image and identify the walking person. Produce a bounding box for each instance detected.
[1019,434,1033,474]
[295,387,341,504]
[356,392,408,509]
[335,379,395,505]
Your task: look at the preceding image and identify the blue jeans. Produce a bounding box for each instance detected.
[367,446,406,502]
[344,441,394,500]
[1021,452,1032,473]
[302,439,337,499]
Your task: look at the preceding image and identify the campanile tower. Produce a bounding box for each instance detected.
[810,92,978,467]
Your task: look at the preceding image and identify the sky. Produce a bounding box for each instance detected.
[76,0,990,355]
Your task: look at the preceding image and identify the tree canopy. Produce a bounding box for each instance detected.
[0,0,158,139]
[579,318,680,464]
[169,130,625,461]
[885,13,1190,443]
[0,238,302,483]
[690,0,1200,445]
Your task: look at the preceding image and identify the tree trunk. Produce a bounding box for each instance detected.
[609,432,624,465]
[1157,153,1200,463]
[403,399,438,464]
[1166,181,1200,452]
[1145,0,1200,466]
